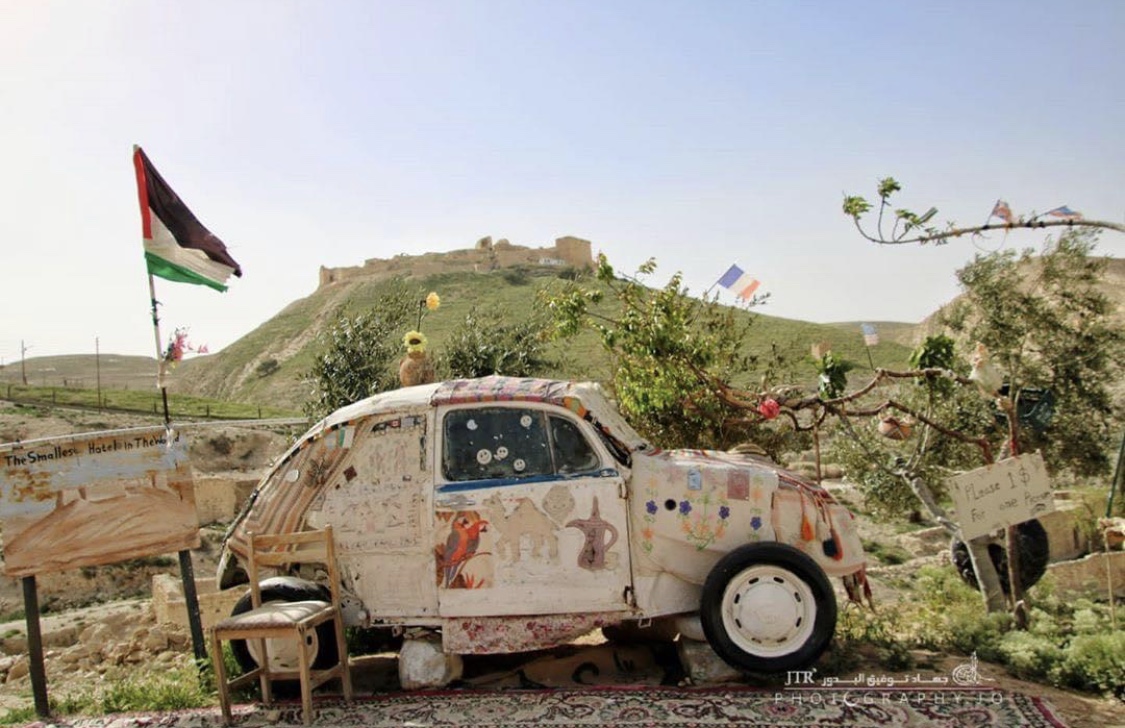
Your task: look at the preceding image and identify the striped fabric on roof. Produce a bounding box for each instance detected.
[433,376,574,407]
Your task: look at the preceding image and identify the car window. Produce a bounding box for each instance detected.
[443,407,552,482]
[442,408,602,482]
[549,416,600,474]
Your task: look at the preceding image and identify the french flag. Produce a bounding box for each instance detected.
[717,264,761,301]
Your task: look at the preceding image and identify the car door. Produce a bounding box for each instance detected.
[432,402,632,618]
[311,406,439,620]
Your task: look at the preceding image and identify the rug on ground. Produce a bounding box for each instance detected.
[29,686,1070,728]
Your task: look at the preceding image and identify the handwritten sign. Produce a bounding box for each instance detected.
[946,452,1054,541]
[0,427,200,577]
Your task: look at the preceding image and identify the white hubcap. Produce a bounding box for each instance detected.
[247,606,320,670]
[720,564,817,658]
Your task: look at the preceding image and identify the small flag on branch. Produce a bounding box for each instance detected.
[861,323,879,347]
[133,146,242,292]
[989,200,1014,224]
[717,264,761,301]
[1045,205,1083,220]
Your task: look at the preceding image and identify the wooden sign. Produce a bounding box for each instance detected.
[946,452,1054,541]
[0,427,200,577]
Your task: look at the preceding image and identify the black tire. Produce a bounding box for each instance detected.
[700,543,837,674]
[229,577,340,675]
[950,519,1049,595]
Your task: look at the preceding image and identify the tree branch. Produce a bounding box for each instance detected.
[854,217,1125,246]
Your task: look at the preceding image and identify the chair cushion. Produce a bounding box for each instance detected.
[214,600,332,630]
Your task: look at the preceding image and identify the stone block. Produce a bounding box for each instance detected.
[676,638,742,684]
[152,574,244,632]
[1046,551,1125,599]
[398,636,463,690]
[192,476,257,525]
[1038,506,1090,562]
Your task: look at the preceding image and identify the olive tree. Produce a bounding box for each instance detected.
[543,255,799,455]
[438,306,557,380]
[304,284,416,419]
[943,230,1125,477]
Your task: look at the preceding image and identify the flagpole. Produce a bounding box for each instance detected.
[148,273,170,423]
[147,272,208,667]
[136,144,242,670]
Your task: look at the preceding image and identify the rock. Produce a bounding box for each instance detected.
[675,639,741,684]
[822,464,845,480]
[79,622,111,647]
[6,657,28,682]
[1,636,27,655]
[142,627,169,652]
[167,629,190,650]
[398,636,463,690]
[59,646,84,665]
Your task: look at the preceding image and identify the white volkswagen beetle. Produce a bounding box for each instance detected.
[217,376,867,679]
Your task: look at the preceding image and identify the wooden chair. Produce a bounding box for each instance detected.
[210,526,353,725]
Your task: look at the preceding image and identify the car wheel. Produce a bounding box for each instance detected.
[229,577,340,675]
[700,543,837,673]
[950,519,1049,595]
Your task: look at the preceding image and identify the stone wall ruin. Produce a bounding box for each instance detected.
[318,235,594,288]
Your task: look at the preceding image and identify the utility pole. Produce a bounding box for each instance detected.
[95,337,102,408]
[20,340,30,386]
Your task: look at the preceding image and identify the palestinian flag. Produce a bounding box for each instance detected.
[132,146,242,291]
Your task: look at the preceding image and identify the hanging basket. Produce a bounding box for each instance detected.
[994,385,1055,433]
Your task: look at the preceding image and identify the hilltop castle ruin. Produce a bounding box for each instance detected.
[318,235,594,289]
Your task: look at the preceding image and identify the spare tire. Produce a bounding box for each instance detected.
[228,576,340,675]
[950,519,1049,595]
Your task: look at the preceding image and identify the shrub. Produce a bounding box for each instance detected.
[501,267,531,285]
[255,358,280,378]
[438,307,556,379]
[999,630,1064,681]
[1054,632,1125,697]
[902,566,1011,661]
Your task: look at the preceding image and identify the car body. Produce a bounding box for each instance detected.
[217,376,867,674]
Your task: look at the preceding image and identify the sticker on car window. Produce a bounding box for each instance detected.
[513,458,526,472]
[495,446,509,460]
[466,419,478,431]
[476,449,492,465]
[520,415,533,428]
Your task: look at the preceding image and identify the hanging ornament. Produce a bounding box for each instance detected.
[877,415,913,440]
[968,342,1003,397]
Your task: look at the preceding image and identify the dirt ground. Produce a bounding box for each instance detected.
[0,402,1122,728]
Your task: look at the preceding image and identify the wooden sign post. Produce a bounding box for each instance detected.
[0,426,203,716]
[947,452,1054,541]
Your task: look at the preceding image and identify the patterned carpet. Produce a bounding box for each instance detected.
[31,686,1069,727]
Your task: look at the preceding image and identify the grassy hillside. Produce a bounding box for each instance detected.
[160,266,918,410]
[0,354,158,391]
[3,267,922,411]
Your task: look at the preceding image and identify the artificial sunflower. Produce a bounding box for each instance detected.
[403,330,428,354]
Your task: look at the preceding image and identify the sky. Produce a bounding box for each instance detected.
[2,0,1124,363]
